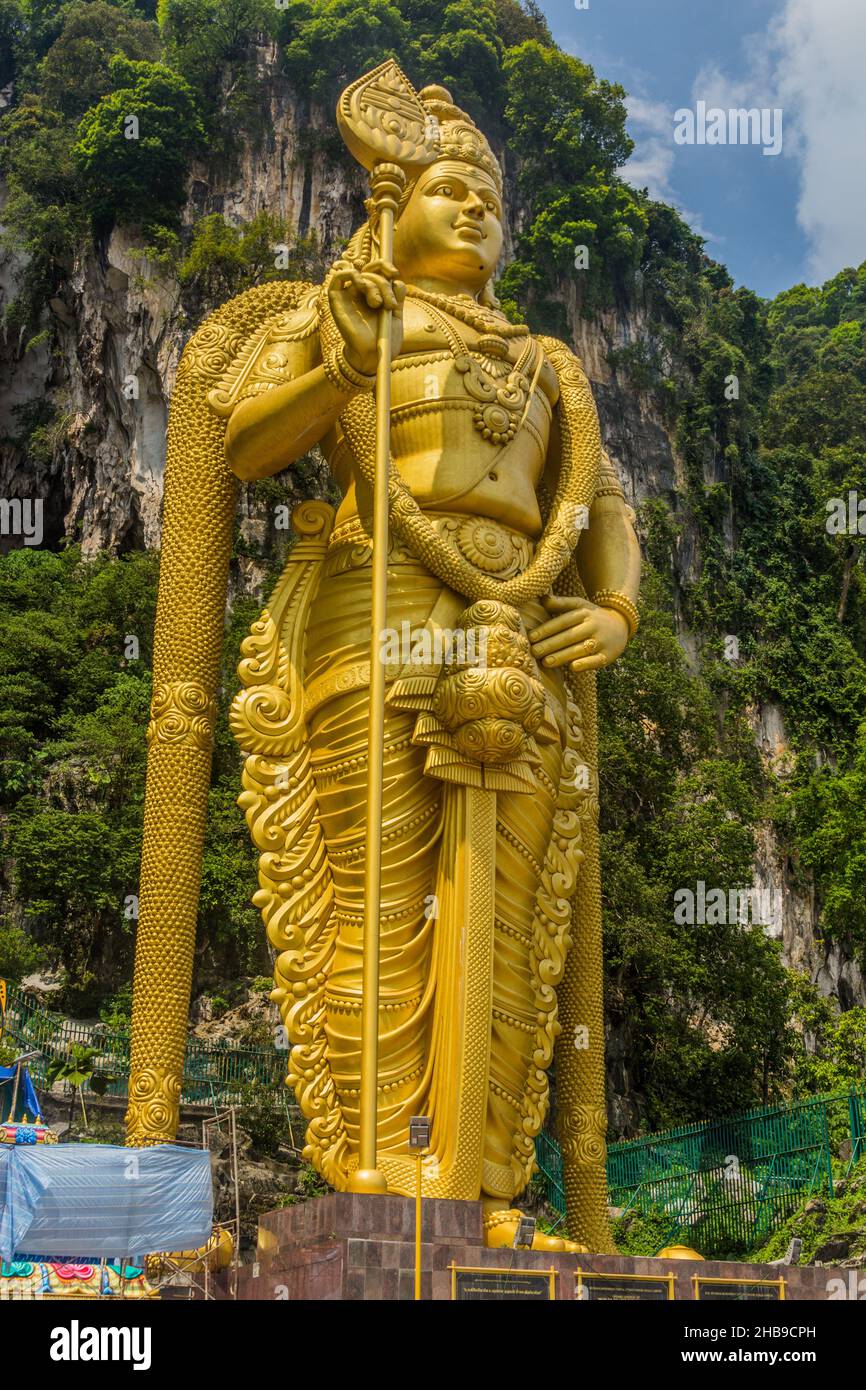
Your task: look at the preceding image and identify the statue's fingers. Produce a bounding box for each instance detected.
[531,620,594,654]
[529,610,589,642]
[542,595,590,613]
[569,652,608,673]
[533,630,593,660]
[377,279,400,311]
[366,258,401,281]
[542,638,599,667]
[360,273,399,310]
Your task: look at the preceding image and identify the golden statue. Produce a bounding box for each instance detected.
[125,62,640,1254]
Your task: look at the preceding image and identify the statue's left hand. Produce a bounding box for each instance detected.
[529,596,629,673]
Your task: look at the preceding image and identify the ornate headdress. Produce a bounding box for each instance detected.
[337,61,503,200]
[415,84,503,195]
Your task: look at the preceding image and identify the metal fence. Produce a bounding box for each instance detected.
[1,983,287,1111]
[536,1088,866,1257]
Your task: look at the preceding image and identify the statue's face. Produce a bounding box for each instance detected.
[392,161,503,291]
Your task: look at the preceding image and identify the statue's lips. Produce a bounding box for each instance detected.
[454,223,484,243]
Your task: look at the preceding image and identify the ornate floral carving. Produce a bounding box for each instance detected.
[146,681,217,750]
[390,600,559,793]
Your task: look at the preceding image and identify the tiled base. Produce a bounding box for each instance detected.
[245,1193,482,1301]
[210,1193,838,1301]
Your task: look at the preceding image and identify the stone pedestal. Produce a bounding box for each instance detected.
[213,1193,840,1301]
[240,1192,482,1301]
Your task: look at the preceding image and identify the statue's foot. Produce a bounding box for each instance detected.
[482,1205,588,1254]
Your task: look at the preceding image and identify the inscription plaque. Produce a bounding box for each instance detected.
[451,1265,555,1301]
[576,1271,674,1301]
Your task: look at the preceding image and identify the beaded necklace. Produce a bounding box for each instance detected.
[407,284,529,340]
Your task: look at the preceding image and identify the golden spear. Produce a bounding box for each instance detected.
[335,63,438,1192]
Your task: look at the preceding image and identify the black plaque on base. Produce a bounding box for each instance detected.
[576,1270,674,1301]
[451,1265,555,1300]
[694,1276,785,1301]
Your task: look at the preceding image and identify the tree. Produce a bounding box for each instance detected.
[176,211,323,315]
[790,722,866,953]
[38,0,160,119]
[0,0,28,86]
[73,55,204,228]
[280,0,410,104]
[159,0,279,138]
[45,1043,115,1128]
[504,40,633,194]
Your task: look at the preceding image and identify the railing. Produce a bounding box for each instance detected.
[536,1087,866,1257]
[1,982,289,1109]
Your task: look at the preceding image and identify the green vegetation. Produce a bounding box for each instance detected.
[612,1205,674,1259]
[72,55,204,228]
[170,211,323,315]
[44,1041,116,1125]
[592,210,866,1126]
[0,547,271,1010]
[751,1160,866,1267]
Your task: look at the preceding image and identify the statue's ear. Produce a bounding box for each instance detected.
[207,288,320,418]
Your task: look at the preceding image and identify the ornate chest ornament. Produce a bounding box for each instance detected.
[408,287,535,446]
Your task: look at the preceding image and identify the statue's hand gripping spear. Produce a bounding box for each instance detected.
[335,63,439,1192]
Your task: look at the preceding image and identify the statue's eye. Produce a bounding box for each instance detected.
[436,185,453,197]
[486,202,497,214]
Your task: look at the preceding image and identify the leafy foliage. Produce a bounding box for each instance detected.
[73,55,204,228]
[45,1041,116,1125]
[173,211,324,314]
[39,1,160,119]
[0,547,269,1006]
[159,0,279,146]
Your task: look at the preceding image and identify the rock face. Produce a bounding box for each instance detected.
[1,62,862,1107]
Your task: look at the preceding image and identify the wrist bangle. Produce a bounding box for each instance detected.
[593,589,639,639]
[322,346,376,394]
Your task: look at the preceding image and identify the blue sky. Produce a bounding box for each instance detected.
[539,0,866,300]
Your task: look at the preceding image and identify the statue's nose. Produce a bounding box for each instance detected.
[464,193,485,218]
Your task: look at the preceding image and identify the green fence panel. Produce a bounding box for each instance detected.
[534,1087,865,1255]
[1,983,290,1110]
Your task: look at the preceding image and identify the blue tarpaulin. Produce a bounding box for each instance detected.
[0,1143,212,1261]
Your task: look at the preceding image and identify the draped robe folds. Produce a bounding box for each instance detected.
[234,511,589,1203]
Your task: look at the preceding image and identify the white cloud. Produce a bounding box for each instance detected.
[623,96,716,242]
[773,0,866,281]
[692,0,866,284]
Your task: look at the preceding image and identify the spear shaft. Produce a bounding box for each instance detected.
[349,162,406,1193]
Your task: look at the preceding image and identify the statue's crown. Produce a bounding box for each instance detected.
[337,62,502,197]
[417,85,503,195]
